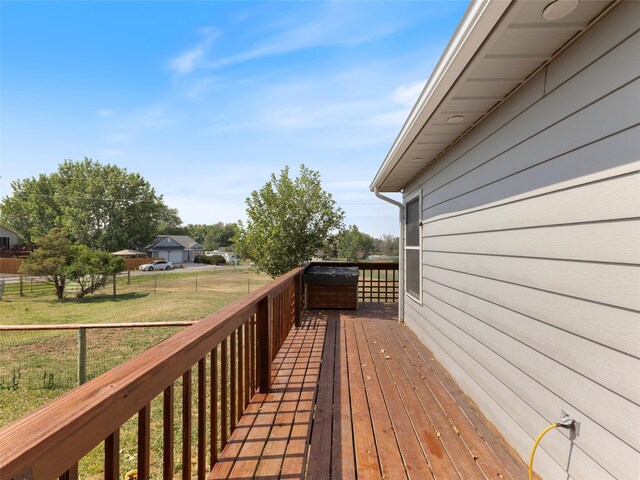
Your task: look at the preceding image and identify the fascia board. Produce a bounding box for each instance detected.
[370,0,512,191]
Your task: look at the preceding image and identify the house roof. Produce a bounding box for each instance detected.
[0,223,20,236]
[112,249,147,256]
[146,235,204,251]
[371,0,617,192]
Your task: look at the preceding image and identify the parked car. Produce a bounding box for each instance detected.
[138,260,174,271]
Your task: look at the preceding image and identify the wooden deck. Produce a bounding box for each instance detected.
[210,303,530,480]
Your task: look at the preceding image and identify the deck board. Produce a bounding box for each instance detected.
[211,303,531,479]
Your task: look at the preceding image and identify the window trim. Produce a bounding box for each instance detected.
[404,189,422,304]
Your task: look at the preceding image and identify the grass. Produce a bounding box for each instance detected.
[0,268,270,478]
[0,269,270,424]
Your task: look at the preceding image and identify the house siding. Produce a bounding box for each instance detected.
[403,4,640,479]
[0,226,19,248]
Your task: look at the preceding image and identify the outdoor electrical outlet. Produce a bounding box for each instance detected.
[561,409,580,437]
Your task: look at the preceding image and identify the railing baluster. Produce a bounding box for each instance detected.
[244,321,250,408]
[105,428,120,480]
[59,464,78,480]
[182,369,192,480]
[197,358,206,480]
[138,405,151,480]
[250,315,255,396]
[237,324,244,420]
[230,331,237,430]
[210,346,218,468]
[294,273,301,327]
[221,338,228,448]
[257,297,271,393]
[163,384,174,480]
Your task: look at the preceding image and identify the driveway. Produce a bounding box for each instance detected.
[129,263,250,277]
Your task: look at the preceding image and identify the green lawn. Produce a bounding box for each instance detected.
[0,268,271,478]
[0,269,270,424]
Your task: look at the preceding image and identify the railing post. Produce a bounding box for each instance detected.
[257,297,271,393]
[294,273,302,328]
[78,328,87,385]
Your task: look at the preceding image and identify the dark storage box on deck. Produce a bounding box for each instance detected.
[303,266,359,309]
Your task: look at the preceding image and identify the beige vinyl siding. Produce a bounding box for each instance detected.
[403,3,640,479]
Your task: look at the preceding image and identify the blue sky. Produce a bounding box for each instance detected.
[1,0,468,237]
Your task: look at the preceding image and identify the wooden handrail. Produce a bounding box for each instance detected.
[308,260,399,269]
[0,266,304,479]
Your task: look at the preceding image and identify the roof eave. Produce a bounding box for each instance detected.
[370,0,512,192]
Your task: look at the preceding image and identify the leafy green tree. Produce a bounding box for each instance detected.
[236,165,345,278]
[63,246,125,298]
[205,222,238,250]
[20,228,126,299]
[376,234,399,256]
[184,222,238,250]
[338,225,377,261]
[20,228,74,299]
[1,158,182,251]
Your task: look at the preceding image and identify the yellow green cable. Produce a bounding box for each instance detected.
[528,423,559,480]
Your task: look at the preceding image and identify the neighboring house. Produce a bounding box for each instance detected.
[111,249,148,258]
[372,2,639,480]
[146,235,204,263]
[205,249,238,264]
[0,224,19,251]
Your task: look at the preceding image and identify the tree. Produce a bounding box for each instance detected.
[184,222,238,250]
[20,228,74,299]
[64,246,125,298]
[337,225,377,261]
[376,234,399,256]
[20,228,125,299]
[235,165,345,278]
[1,158,182,251]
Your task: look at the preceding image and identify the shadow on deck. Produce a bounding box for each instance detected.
[211,303,530,479]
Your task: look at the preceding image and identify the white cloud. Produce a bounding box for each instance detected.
[105,104,175,144]
[208,9,400,70]
[179,76,221,99]
[364,110,410,128]
[167,4,402,72]
[360,79,426,128]
[168,27,220,74]
[392,80,425,107]
[97,108,114,117]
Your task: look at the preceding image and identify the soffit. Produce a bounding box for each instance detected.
[373,0,616,192]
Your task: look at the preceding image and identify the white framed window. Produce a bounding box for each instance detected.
[404,190,422,303]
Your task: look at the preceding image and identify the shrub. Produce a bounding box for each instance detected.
[194,254,226,265]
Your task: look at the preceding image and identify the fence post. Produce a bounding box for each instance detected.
[154,279,157,294]
[257,297,271,393]
[19,276,24,297]
[127,269,131,285]
[78,328,87,385]
[0,278,4,301]
[294,273,302,328]
[195,275,198,293]
[113,273,117,296]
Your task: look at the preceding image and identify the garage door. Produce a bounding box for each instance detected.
[167,251,183,263]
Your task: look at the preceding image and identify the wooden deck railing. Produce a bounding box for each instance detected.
[0,267,304,480]
[308,261,399,303]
